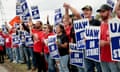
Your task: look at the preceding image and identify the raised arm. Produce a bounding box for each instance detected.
[28,17,33,35]
[5,21,10,31]
[63,3,81,19]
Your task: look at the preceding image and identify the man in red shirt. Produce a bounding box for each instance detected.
[29,21,46,72]
[97,4,119,72]
[5,33,12,62]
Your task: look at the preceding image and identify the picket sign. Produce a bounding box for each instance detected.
[54,8,62,25]
[74,19,89,50]
[85,26,100,62]
[48,35,60,59]
[31,6,40,20]
[109,18,120,61]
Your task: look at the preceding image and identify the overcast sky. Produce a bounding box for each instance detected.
[0,0,116,24]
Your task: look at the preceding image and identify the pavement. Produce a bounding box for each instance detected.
[0,65,8,72]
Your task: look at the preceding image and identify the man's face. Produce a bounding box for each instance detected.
[116,8,120,17]
[63,18,70,26]
[43,25,49,33]
[99,10,110,20]
[35,21,42,29]
[83,9,92,18]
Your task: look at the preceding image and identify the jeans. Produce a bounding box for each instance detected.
[6,48,9,56]
[85,59,102,72]
[34,52,46,72]
[44,53,56,72]
[78,67,85,72]
[70,64,85,72]
[12,48,20,63]
[24,47,35,69]
[7,48,13,61]
[57,55,69,72]
[100,62,119,72]
[0,50,4,63]
[117,62,120,70]
[70,65,78,72]
[19,45,24,61]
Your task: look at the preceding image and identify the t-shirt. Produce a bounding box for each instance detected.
[57,33,69,56]
[100,22,114,62]
[89,19,101,26]
[0,46,3,51]
[64,25,72,42]
[32,29,41,34]
[5,35,12,48]
[32,30,44,53]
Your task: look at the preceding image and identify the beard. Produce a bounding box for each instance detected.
[36,26,40,29]
[101,15,109,21]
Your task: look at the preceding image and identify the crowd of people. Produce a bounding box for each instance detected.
[0,0,120,72]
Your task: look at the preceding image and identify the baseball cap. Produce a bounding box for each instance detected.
[82,5,92,11]
[97,4,112,12]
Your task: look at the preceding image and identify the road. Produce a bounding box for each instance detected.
[0,65,8,72]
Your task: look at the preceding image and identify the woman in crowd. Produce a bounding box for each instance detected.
[43,24,56,72]
[55,24,69,72]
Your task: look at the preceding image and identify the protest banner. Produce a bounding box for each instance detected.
[48,35,60,59]
[54,8,62,25]
[85,26,100,62]
[12,34,20,45]
[109,18,120,61]
[16,2,23,16]
[0,36,4,46]
[70,50,84,68]
[21,0,30,22]
[1,25,7,33]
[74,19,89,50]
[19,31,26,44]
[17,0,26,3]
[31,6,40,20]
[25,34,33,47]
